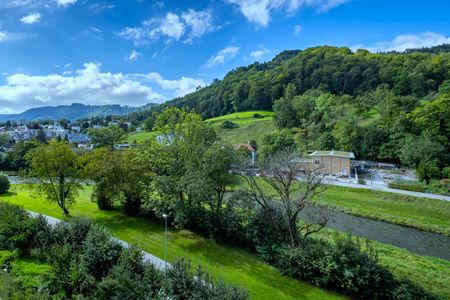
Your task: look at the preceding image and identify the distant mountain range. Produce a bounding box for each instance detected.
[0,103,158,122]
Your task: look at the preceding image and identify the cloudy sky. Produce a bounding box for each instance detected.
[0,0,449,114]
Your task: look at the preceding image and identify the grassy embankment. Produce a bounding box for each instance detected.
[2,185,450,298]
[315,186,450,236]
[1,185,344,300]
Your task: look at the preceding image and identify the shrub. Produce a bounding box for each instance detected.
[393,278,443,300]
[92,182,115,210]
[442,166,450,179]
[0,173,10,194]
[388,182,425,193]
[166,259,248,300]
[97,246,162,299]
[221,120,238,129]
[0,203,38,253]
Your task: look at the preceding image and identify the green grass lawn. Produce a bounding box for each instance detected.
[315,186,450,236]
[1,185,344,300]
[206,111,277,144]
[126,110,277,145]
[126,131,158,143]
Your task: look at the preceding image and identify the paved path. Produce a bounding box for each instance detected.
[322,178,450,202]
[28,211,170,271]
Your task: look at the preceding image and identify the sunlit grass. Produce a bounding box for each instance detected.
[1,185,344,300]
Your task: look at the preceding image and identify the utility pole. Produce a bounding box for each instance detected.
[162,213,168,274]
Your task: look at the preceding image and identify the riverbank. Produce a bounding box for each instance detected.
[2,184,450,298]
[315,186,450,236]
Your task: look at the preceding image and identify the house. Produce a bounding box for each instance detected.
[309,151,355,176]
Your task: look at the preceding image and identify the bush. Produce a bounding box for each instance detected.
[0,173,10,194]
[0,203,39,253]
[442,166,450,179]
[221,120,238,129]
[393,278,443,300]
[253,113,264,118]
[167,259,248,300]
[388,182,425,192]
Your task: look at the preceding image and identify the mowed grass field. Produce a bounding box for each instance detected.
[316,186,450,236]
[126,111,277,145]
[206,111,277,144]
[1,185,344,300]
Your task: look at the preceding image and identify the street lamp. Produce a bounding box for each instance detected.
[162,213,168,273]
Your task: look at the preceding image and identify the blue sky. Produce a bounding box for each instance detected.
[0,0,449,114]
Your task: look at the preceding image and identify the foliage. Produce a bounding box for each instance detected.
[25,140,84,216]
[0,202,248,299]
[88,124,126,149]
[0,173,10,194]
[221,120,239,129]
[259,130,295,159]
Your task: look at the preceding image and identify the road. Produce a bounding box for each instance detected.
[27,211,170,271]
[323,178,450,202]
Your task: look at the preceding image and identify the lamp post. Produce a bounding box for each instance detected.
[162,213,168,273]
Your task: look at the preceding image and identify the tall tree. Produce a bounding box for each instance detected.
[240,149,329,247]
[88,125,125,149]
[26,140,84,217]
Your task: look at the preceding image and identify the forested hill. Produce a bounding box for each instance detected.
[0,103,157,122]
[161,45,449,118]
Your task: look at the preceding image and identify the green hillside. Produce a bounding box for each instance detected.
[127,111,276,145]
[206,111,276,144]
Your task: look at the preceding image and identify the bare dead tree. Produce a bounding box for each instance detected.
[239,148,331,247]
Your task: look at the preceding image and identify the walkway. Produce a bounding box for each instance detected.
[28,211,170,271]
[322,178,450,202]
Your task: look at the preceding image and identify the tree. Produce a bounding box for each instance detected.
[0,134,9,146]
[0,173,10,194]
[240,149,329,247]
[26,140,84,217]
[259,130,295,159]
[36,128,47,143]
[88,125,125,149]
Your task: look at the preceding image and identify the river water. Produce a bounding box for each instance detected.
[8,176,450,261]
[300,207,450,261]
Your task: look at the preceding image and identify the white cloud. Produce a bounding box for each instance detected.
[293,24,302,36]
[149,12,185,40]
[225,0,349,26]
[182,9,214,43]
[352,32,450,53]
[117,9,215,45]
[205,46,240,68]
[0,63,208,113]
[20,12,42,24]
[89,3,115,13]
[126,50,141,61]
[0,31,7,42]
[0,31,29,42]
[133,73,206,97]
[0,63,165,114]
[55,0,77,7]
[250,48,270,60]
